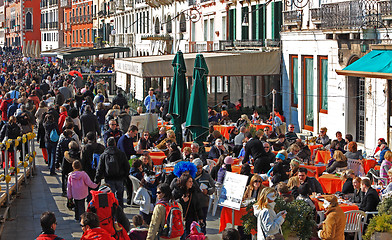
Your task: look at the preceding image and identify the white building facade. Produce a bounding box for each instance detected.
[281,0,392,151]
[40,0,61,51]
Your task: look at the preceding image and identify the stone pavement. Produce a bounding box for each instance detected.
[1,149,225,240]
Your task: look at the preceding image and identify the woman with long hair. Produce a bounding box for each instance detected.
[326,150,348,173]
[254,188,286,240]
[243,174,265,201]
[175,173,204,238]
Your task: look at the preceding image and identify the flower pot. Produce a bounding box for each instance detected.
[371,232,392,240]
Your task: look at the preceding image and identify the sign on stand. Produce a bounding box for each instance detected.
[218,172,249,228]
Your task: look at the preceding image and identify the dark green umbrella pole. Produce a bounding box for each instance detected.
[185,54,209,146]
[168,51,189,147]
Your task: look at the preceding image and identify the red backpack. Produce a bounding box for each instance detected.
[157,201,185,239]
[87,190,130,240]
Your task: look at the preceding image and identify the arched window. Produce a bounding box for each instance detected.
[154,17,160,34]
[167,15,172,33]
[180,13,186,32]
[25,12,32,30]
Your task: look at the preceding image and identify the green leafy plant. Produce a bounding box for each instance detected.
[378,196,392,215]
[241,197,316,240]
[240,200,257,235]
[364,214,392,240]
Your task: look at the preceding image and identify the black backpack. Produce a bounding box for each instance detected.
[105,153,120,177]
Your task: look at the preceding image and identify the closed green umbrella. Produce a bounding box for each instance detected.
[168,51,189,147]
[185,54,209,145]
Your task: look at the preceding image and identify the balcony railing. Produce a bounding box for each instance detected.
[283,10,302,26]
[115,34,124,46]
[188,41,220,53]
[379,0,392,19]
[189,0,196,5]
[124,34,133,47]
[109,35,115,47]
[310,8,321,23]
[321,1,364,29]
[60,0,71,8]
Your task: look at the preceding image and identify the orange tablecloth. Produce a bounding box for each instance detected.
[315,150,331,164]
[301,164,327,177]
[364,159,377,173]
[214,125,236,139]
[318,174,344,194]
[182,142,210,149]
[308,144,323,157]
[311,197,359,212]
[219,207,256,234]
[149,151,166,165]
[250,124,273,132]
[231,164,254,174]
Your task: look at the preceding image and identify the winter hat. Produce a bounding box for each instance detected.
[224,156,234,165]
[192,158,203,167]
[190,221,204,235]
[276,153,286,161]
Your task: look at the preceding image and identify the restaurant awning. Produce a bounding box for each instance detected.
[58,47,130,59]
[336,50,392,79]
[114,51,281,77]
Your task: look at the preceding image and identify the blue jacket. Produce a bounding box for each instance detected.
[379,147,391,164]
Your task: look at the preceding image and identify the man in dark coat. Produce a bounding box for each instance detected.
[55,129,74,196]
[359,178,380,212]
[242,132,269,173]
[112,90,128,109]
[80,105,101,138]
[94,137,130,208]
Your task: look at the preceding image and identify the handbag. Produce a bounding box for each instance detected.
[259,212,284,239]
[67,198,75,210]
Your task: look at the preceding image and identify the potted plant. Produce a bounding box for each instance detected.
[364,214,392,240]
[241,197,316,240]
[364,196,392,240]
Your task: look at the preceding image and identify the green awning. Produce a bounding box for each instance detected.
[336,50,392,79]
[58,47,130,59]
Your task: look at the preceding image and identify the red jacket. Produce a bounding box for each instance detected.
[80,227,116,240]
[0,98,12,121]
[58,111,68,133]
[28,95,40,110]
[36,233,64,240]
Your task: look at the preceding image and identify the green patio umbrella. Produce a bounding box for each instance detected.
[185,54,209,146]
[168,51,189,147]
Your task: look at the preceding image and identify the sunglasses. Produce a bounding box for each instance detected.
[254,180,261,183]
[264,146,270,148]
[144,134,149,136]
[80,223,86,227]
[156,191,162,194]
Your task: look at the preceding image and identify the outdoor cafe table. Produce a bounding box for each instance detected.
[364,159,377,173]
[300,164,327,177]
[311,197,359,212]
[213,125,236,139]
[219,207,257,234]
[250,123,273,132]
[149,151,167,165]
[315,150,331,164]
[318,174,344,194]
[308,144,323,157]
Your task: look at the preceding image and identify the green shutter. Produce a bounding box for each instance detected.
[258,4,266,45]
[271,1,282,40]
[305,58,314,128]
[293,57,298,106]
[252,5,257,40]
[321,58,328,111]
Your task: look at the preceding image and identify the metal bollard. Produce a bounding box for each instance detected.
[31,134,36,174]
[21,136,27,184]
[13,143,17,194]
[5,146,9,204]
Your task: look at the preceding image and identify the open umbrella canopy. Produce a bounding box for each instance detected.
[168,51,189,147]
[68,70,83,78]
[185,54,209,145]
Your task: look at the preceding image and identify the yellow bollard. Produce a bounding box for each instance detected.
[23,161,28,168]
[14,139,19,147]
[33,151,36,157]
[29,156,33,163]
[5,175,11,183]
[22,136,27,143]
[16,168,20,174]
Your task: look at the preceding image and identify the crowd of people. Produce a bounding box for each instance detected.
[0,53,389,240]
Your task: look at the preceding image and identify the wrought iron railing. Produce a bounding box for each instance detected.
[379,0,392,18]
[310,8,321,22]
[283,10,302,25]
[321,0,363,29]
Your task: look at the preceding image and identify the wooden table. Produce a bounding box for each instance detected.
[318,174,344,194]
[213,125,236,139]
[315,150,331,164]
[300,164,327,177]
[250,124,273,132]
